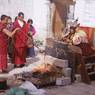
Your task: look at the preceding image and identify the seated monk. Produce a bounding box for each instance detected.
[62,25,91,84]
[62,25,93,56]
[62,26,76,44]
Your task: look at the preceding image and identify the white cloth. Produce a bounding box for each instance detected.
[19,81,47,95]
[18,20,24,27]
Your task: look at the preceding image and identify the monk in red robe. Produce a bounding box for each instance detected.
[0,15,19,73]
[13,12,29,67]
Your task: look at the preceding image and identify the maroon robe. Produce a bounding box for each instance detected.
[13,20,29,66]
[0,22,8,71]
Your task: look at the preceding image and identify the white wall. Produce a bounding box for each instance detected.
[33,0,50,44]
[74,0,95,28]
[0,0,34,20]
[0,0,51,44]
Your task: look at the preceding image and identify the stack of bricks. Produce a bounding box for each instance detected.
[45,55,72,86]
[45,38,75,82]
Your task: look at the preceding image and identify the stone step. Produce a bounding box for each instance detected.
[88,71,95,75]
[44,55,69,68]
[86,63,95,67]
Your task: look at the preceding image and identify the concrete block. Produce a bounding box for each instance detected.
[75,74,81,83]
[62,77,71,86]
[63,68,72,77]
[45,55,68,68]
[56,78,63,86]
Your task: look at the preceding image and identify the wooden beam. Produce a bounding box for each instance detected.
[50,0,74,5]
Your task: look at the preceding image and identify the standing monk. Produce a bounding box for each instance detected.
[0,15,19,73]
[27,19,36,57]
[13,12,29,67]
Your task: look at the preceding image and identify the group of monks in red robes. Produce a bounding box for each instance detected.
[0,12,29,73]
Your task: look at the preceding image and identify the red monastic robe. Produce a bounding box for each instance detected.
[0,22,8,71]
[13,20,29,66]
[78,26,93,56]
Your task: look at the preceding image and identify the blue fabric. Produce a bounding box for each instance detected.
[27,47,35,57]
[5,87,29,95]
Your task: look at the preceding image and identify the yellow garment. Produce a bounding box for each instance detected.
[73,30,88,45]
